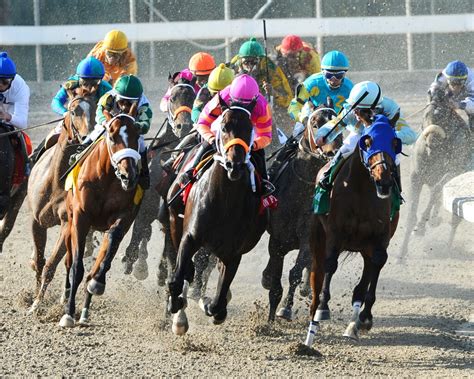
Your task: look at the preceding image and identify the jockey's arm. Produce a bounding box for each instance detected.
[315,107,350,145]
[287,82,311,121]
[461,78,474,113]
[395,117,418,145]
[195,101,219,143]
[252,103,273,150]
[7,77,30,129]
[159,87,171,113]
[95,93,110,126]
[271,66,293,108]
[51,87,69,116]
[135,104,152,134]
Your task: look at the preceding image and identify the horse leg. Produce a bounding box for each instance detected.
[267,238,285,322]
[399,173,422,260]
[157,248,168,287]
[358,248,388,334]
[59,216,89,328]
[203,255,241,325]
[0,183,26,254]
[315,247,338,321]
[343,254,371,340]
[427,182,445,227]
[447,212,462,249]
[416,186,440,235]
[29,225,67,314]
[201,251,217,299]
[278,244,312,321]
[30,219,47,290]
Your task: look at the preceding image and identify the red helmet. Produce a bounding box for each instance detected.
[281,35,304,54]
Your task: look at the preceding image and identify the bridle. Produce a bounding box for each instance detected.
[301,107,337,158]
[65,96,93,143]
[166,83,195,130]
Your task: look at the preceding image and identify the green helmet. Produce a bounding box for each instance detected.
[114,75,143,100]
[239,37,264,58]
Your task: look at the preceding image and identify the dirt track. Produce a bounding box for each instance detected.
[0,99,472,376]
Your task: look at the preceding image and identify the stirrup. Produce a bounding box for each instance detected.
[261,179,275,197]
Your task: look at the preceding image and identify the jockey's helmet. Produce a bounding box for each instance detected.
[114,75,143,100]
[104,30,128,53]
[0,52,16,78]
[229,74,259,104]
[280,35,304,55]
[208,63,235,94]
[347,81,383,109]
[239,38,265,58]
[443,60,468,83]
[321,51,349,71]
[188,52,216,76]
[76,57,105,79]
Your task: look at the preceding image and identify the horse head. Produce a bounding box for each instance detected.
[305,98,338,157]
[64,90,97,143]
[425,84,467,133]
[103,104,141,191]
[216,95,256,181]
[167,73,196,138]
[359,120,402,199]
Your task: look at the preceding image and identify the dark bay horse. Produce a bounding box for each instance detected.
[166,99,267,335]
[305,118,402,347]
[261,104,339,322]
[399,86,471,259]
[122,74,196,282]
[0,122,26,253]
[27,94,96,313]
[59,106,143,328]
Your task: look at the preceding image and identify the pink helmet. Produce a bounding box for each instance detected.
[179,68,194,82]
[229,74,259,103]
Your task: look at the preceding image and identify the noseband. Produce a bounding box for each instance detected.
[167,83,195,129]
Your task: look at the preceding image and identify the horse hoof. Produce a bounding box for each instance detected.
[27,300,40,315]
[59,314,75,328]
[29,259,37,272]
[172,309,189,335]
[168,296,184,314]
[157,273,167,287]
[359,317,373,332]
[343,321,359,341]
[199,297,212,316]
[276,307,293,321]
[87,279,105,296]
[261,272,271,290]
[132,258,149,281]
[315,309,330,321]
[122,258,133,275]
[213,309,227,325]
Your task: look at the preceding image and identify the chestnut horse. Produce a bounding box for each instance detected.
[305,117,402,347]
[28,95,96,313]
[59,106,143,327]
[166,99,267,335]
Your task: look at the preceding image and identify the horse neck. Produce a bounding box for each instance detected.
[0,127,14,195]
[345,147,372,191]
[295,137,326,178]
[426,104,464,134]
[89,140,114,180]
[208,162,251,207]
[51,128,80,181]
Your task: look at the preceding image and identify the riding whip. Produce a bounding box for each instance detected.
[262,19,272,105]
[0,117,64,138]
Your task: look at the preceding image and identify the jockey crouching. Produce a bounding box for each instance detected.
[314,81,411,215]
[0,52,31,176]
[74,75,153,189]
[429,60,474,131]
[179,74,274,196]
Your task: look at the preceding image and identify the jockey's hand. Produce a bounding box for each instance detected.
[0,110,11,122]
[262,81,272,96]
[209,137,217,150]
[456,100,467,110]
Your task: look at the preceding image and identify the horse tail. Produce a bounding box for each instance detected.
[421,124,446,149]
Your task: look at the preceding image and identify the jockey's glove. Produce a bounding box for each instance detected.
[457,101,467,110]
[292,121,305,138]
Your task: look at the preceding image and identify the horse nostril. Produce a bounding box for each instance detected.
[225,161,232,170]
[176,124,182,130]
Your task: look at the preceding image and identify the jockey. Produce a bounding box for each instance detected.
[274,35,321,89]
[314,81,408,214]
[288,50,354,135]
[192,63,235,122]
[180,74,274,196]
[231,38,292,109]
[88,29,137,85]
[0,52,31,175]
[51,57,112,116]
[429,60,474,130]
[78,75,153,189]
[159,52,216,113]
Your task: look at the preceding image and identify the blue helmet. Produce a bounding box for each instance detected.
[321,50,350,71]
[0,52,17,78]
[443,60,468,79]
[76,57,105,79]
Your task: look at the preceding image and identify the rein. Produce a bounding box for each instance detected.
[105,114,141,171]
[301,107,337,159]
[0,117,64,138]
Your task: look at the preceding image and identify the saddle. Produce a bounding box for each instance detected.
[10,130,32,186]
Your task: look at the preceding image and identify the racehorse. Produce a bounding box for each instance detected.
[304,118,402,346]
[166,98,267,335]
[399,85,471,259]
[0,122,29,253]
[59,106,143,327]
[122,73,196,282]
[27,94,96,313]
[261,103,339,322]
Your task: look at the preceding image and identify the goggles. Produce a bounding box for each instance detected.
[0,77,13,86]
[106,50,124,59]
[323,70,346,80]
[79,78,101,88]
[242,58,259,67]
[447,78,466,86]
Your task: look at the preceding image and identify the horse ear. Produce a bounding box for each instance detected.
[359,135,372,152]
[129,102,138,117]
[326,96,334,110]
[66,88,75,100]
[103,109,112,122]
[218,93,228,111]
[247,96,258,113]
[393,137,402,155]
[190,75,197,87]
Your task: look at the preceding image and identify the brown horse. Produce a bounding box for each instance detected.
[166,99,267,335]
[27,94,96,313]
[304,116,402,347]
[59,106,143,327]
[261,103,339,322]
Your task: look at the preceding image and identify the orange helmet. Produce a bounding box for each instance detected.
[188,52,216,76]
[281,35,304,55]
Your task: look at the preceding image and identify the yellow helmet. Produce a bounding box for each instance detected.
[104,30,128,53]
[207,63,235,94]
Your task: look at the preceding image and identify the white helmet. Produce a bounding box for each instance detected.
[347,81,383,109]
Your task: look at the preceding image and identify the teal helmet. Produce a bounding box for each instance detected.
[239,38,265,58]
[321,50,350,71]
[76,57,105,79]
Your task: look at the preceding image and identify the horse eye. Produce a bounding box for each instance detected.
[70,111,76,117]
[169,96,176,103]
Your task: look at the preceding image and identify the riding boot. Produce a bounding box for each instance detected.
[17,133,30,177]
[30,139,45,165]
[318,150,343,191]
[178,141,212,185]
[68,139,92,166]
[138,150,150,190]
